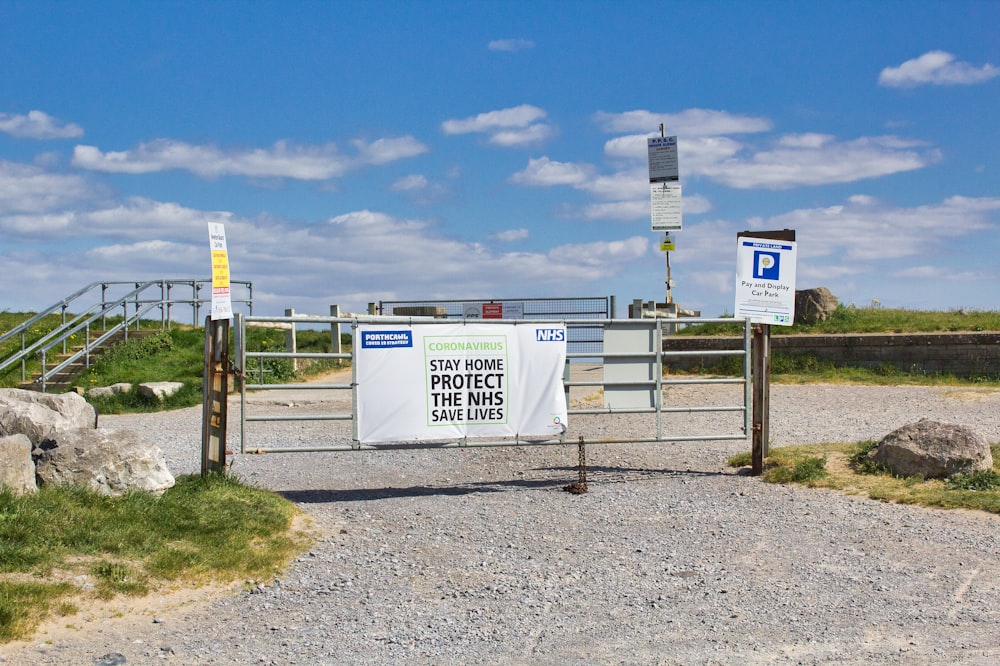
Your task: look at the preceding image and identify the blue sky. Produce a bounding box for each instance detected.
[2,0,998,318]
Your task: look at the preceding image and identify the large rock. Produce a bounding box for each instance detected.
[794,287,839,325]
[87,382,133,399]
[869,419,994,479]
[0,389,98,445]
[138,382,184,400]
[0,434,36,495]
[33,427,175,496]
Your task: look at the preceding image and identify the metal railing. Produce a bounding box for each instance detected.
[0,279,253,390]
[234,314,751,453]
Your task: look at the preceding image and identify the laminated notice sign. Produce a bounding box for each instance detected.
[207,222,233,320]
[651,183,682,231]
[355,323,568,443]
[647,136,679,183]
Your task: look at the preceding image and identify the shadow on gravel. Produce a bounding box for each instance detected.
[280,466,734,504]
[281,478,560,504]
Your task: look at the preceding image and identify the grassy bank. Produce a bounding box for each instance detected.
[0,473,308,642]
[684,304,1000,335]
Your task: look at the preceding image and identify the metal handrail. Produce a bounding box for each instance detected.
[1,278,253,388]
[36,301,163,392]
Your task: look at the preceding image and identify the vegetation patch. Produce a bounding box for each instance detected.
[729,442,1000,514]
[0,473,309,642]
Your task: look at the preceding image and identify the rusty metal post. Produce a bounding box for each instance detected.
[201,316,229,475]
[751,323,771,475]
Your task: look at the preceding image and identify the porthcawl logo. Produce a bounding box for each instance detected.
[360,330,412,349]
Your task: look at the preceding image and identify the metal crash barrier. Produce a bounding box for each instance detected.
[230,314,752,455]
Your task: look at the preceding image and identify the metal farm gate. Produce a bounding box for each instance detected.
[230,313,752,454]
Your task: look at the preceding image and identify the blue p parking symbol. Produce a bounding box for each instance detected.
[753,251,780,280]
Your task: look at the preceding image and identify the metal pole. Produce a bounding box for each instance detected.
[665,247,672,305]
[751,323,771,475]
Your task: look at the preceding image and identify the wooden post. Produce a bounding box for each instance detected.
[330,304,342,355]
[284,308,298,372]
[751,323,771,475]
[201,316,229,474]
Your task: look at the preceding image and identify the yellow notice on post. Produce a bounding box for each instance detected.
[207,223,233,320]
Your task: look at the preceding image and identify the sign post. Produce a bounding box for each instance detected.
[735,229,797,475]
[648,131,681,305]
[202,222,233,474]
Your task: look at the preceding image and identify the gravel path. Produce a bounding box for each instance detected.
[2,378,998,665]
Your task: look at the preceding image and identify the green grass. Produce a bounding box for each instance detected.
[729,442,1000,514]
[0,473,308,642]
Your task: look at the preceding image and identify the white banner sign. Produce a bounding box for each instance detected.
[356,323,568,443]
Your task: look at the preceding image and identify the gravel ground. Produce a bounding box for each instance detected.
[2,375,999,665]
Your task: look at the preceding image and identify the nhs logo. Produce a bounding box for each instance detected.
[753,251,781,280]
[535,328,565,342]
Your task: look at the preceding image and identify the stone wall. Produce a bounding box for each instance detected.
[662,332,1000,378]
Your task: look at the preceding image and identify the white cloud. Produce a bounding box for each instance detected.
[0,110,84,139]
[489,124,555,147]
[752,195,1000,261]
[391,174,429,191]
[3,196,653,314]
[389,173,454,206]
[879,50,1000,88]
[600,129,935,190]
[700,135,938,189]
[683,194,712,215]
[488,38,535,53]
[442,105,553,147]
[509,157,594,187]
[489,228,529,242]
[72,136,427,180]
[0,195,233,241]
[580,168,648,200]
[0,160,99,214]
[549,236,648,267]
[577,200,650,221]
[891,265,990,281]
[603,134,744,167]
[594,108,772,136]
[566,191,709,223]
[351,136,429,165]
[777,133,833,149]
[443,105,546,134]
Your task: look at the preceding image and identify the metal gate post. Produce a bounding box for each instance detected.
[655,320,664,440]
[350,321,361,449]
